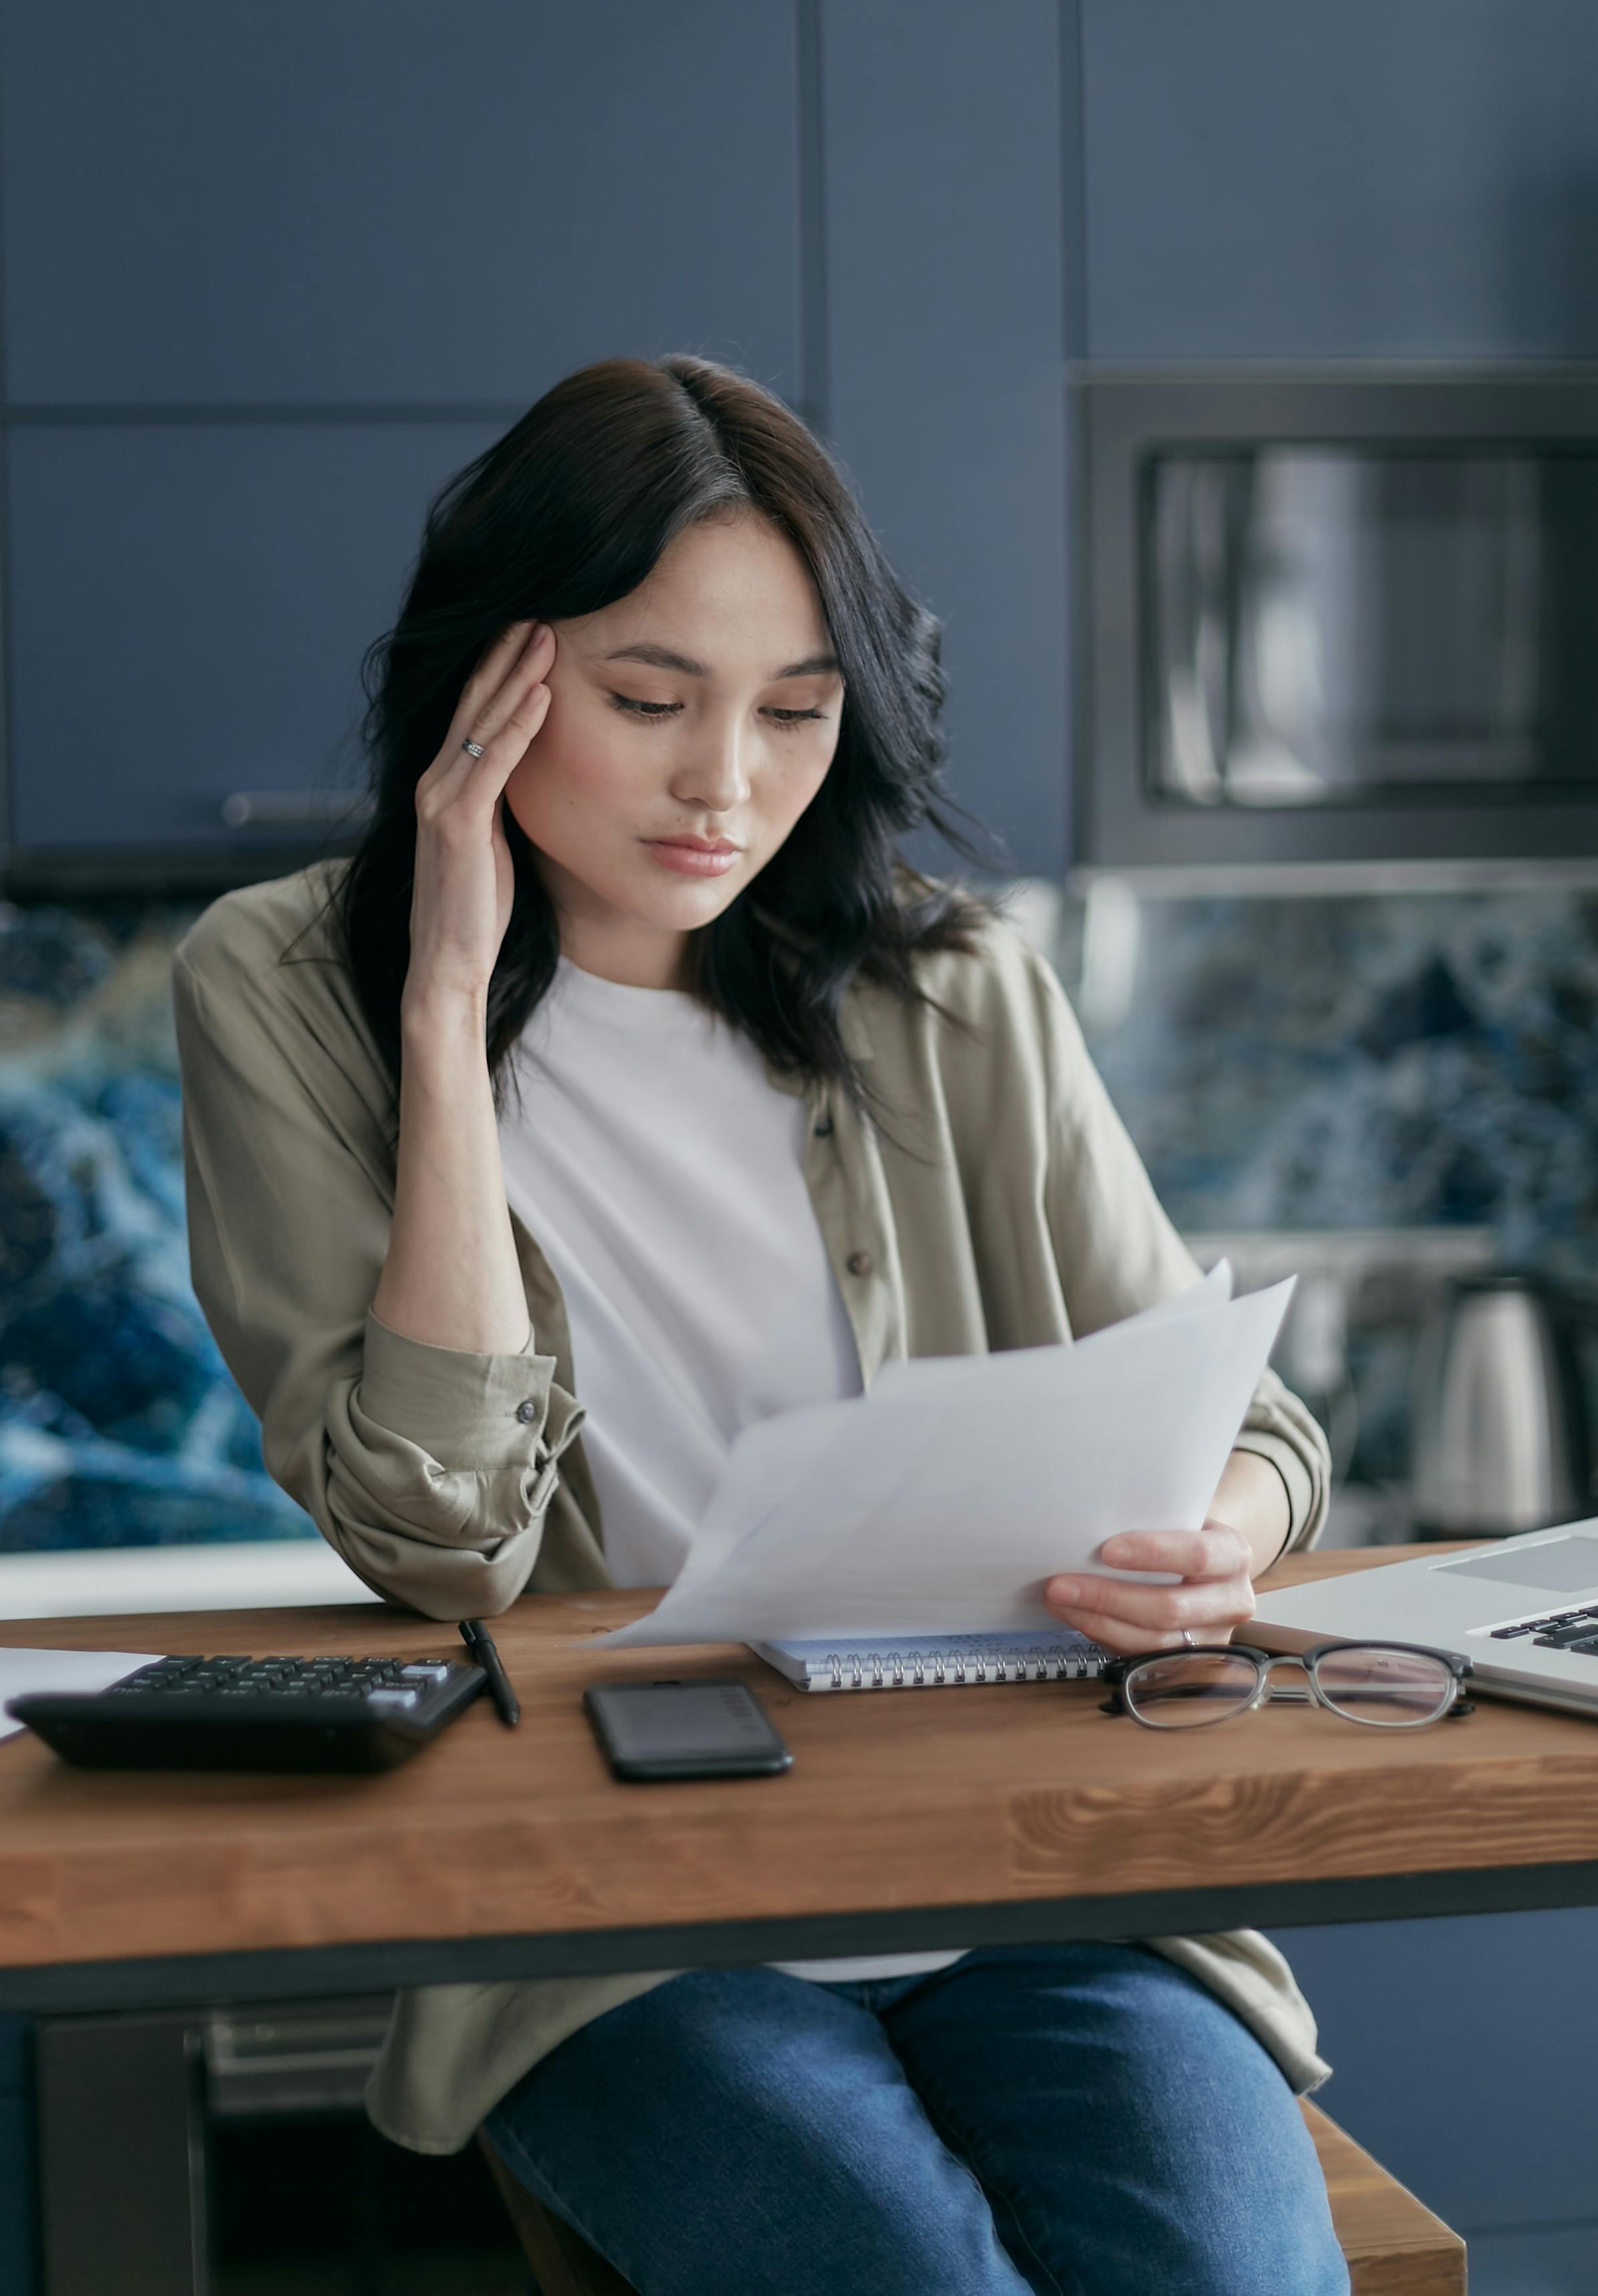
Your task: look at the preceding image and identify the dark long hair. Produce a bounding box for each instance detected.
[337,354,992,1104]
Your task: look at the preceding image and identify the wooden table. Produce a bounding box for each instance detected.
[5,1543,1598,2017]
[8,1541,1596,2296]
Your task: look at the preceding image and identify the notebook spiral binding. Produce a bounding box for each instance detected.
[824,1645,1107,1691]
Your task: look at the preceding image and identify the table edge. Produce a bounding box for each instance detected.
[6,1856,1598,2016]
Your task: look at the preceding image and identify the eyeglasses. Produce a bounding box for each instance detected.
[1099,1641,1474,1731]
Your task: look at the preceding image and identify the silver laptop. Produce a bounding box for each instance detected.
[1250,1520,1598,1718]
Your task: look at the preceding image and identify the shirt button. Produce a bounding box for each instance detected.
[515,1400,538,1425]
[813,1114,834,1138]
[846,1251,873,1277]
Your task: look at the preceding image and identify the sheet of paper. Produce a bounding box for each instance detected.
[0,1649,158,1742]
[670,1398,860,1586]
[599,1277,1293,1649]
[868,1261,1234,1407]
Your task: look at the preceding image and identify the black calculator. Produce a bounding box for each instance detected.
[5,1652,487,1774]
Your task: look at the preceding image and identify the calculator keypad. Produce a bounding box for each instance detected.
[110,1655,455,1703]
[15,1650,483,1774]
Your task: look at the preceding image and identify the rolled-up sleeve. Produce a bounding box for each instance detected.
[1227,1374,1329,1555]
[1026,943,1330,1554]
[173,919,585,1616]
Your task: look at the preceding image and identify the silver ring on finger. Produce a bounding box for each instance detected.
[461,738,485,758]
[1180,1629,1196,1649]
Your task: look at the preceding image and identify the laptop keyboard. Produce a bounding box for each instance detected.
[1488,1607,1598,1654]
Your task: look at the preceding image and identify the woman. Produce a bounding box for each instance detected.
[175,355,1346,2295]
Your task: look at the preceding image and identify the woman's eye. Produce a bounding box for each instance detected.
[764,707,828,727]
[608,694,682,719]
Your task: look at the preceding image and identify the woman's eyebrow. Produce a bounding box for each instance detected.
[605,643,707,675]
[604,643,840,680]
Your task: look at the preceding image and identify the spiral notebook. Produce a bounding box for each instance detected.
[749,1631,1108,1694]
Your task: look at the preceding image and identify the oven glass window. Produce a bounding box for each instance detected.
[1143,448,1598,807]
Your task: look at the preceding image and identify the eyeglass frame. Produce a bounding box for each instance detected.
[1098,1639,1475,1729]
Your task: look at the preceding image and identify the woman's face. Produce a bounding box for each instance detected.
[503,510,844,988]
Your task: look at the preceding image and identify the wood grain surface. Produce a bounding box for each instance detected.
[1302,2102,1466,2296]
[3,1545,1597,1975]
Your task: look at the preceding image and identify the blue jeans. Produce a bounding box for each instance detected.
[485,1944,1349,2295]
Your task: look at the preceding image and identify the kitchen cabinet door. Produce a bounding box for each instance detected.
[4,420,505,866]
[1082,0,1598,360]
[819,0,1071,876]
[0,0,800,407]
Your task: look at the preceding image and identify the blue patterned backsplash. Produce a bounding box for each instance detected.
[0,898,305,1552]
[1074,889,1598,1275]
[2,881,1596,1552]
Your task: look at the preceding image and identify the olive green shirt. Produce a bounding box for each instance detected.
[173,861,1333,2154]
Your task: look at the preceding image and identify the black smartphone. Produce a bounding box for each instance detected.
[583,1679,793,1782]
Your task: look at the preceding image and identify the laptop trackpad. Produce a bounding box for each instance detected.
[1439,1536,1598,1593]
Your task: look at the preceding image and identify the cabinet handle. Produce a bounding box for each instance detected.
[220,790,374,828]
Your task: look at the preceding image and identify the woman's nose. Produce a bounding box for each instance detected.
[671,715,751,813]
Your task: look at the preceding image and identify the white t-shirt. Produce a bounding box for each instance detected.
[497,955,961,1985]
[499,956,863,1587]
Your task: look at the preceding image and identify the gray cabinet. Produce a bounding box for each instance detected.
[0,0,802,407]
[0,0,804,885]
[5,420,503,861]
[819,0,1070,877]
[1081,0,1598,360]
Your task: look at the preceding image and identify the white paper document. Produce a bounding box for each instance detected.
[0,1649,158,1742]
[598,1268,1294,1649]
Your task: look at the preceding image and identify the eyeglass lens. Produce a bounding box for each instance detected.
[1310,1645,1455,1724]
[1121,1646,1457,1729]
[1121,1651,1261,1728]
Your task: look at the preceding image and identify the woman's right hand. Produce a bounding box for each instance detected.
[403,619,556,1020]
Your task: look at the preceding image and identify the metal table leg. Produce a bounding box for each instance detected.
[35,2014,209,2296]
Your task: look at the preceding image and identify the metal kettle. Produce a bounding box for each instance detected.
[1411,1273,1598,1538]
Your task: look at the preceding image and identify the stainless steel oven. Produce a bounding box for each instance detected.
[1077,369,1598,873]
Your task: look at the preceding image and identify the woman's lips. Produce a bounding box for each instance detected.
[643,839,742,877]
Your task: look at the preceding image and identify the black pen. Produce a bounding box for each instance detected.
[459,1618,520,1728]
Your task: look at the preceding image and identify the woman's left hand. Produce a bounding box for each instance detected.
[1042,1522,1256,1655]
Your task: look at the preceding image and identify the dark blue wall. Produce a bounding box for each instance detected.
[1277,1911,1598,2291]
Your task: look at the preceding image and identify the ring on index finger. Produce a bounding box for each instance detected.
[461,738,485,758]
